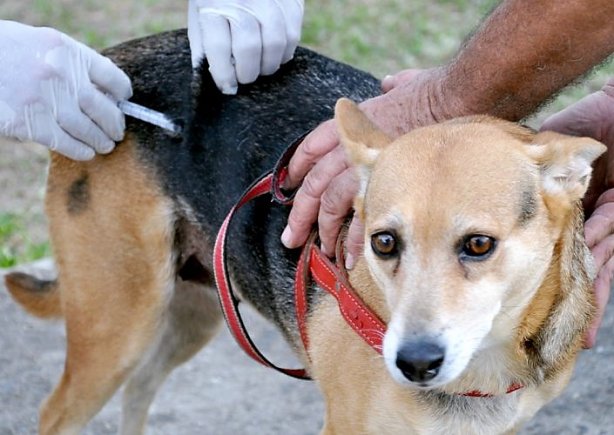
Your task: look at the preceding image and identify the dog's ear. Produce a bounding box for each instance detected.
[335,98,391,168]
[335,98,392,211]
[526,131,606,203]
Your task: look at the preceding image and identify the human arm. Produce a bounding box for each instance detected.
[281,0,614,263]
[187,0,304,94]
[0,20,132,160]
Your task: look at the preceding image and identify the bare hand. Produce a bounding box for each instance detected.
[541,78,614,347]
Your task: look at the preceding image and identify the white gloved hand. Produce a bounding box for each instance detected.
[188,0,304,94]
[0,21,133,160]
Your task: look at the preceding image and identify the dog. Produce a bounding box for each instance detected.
[5,29,605,434]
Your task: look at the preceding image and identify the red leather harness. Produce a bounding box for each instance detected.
[212,138,522,397]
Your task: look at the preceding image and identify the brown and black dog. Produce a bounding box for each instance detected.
[5,29,605,434]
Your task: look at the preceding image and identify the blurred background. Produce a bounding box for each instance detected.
[1,0,613,267]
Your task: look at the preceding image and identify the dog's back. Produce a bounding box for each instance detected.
[106,29,380,341]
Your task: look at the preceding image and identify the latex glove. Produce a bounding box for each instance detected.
[0,21,132,160]
[541,77,614,347]
[188,0,304,94]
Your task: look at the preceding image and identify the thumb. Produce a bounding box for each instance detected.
[345,215,365,270]
[381,69,424,93]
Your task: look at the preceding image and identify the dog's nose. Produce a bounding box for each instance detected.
[395,341,445,383]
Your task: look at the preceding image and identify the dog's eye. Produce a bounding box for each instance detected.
[461,235,496,259]
[371,232,398,258]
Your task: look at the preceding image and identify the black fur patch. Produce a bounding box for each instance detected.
[67,172,90,215]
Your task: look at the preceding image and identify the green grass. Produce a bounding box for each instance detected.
[0,213,50,268]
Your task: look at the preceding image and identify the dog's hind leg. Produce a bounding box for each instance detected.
[120,278,222,435]
[39,144,178,434]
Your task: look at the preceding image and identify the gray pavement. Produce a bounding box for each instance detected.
[1,260,613,435]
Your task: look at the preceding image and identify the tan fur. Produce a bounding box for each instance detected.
[307,99,604,434]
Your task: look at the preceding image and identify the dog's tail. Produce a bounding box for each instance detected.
[4,272,62,319]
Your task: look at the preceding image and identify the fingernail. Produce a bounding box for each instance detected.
[221,84,238,95]
[382,75,394,89]
[345,253,355,270]
[319,243,327,255]
[281,226,293,248]
[99,140,116,154]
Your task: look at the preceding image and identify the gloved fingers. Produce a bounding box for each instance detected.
[253,4,286,76]
[26,106,95,161]
[57,99,116,155]
[188,0,206,68]
[198,12,238,94]
[279,0,304,63]
[88,54,133,101]
[229,10,263,83]
[64,35,132,101]
[78,86,126,143]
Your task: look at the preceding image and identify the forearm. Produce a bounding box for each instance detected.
[439,0,614,120]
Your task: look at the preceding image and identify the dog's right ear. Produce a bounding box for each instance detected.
[335,98,392,208]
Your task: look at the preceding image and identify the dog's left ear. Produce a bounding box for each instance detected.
[335,98,392,206]
[526,131,607,203]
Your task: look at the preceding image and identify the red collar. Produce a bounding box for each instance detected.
[212,153,523,397]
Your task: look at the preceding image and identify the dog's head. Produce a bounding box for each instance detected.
[335,99,605,390]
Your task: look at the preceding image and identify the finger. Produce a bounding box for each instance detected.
[381,69,424,93]
[280,0,304,63]
[188,0,206,68]
[199,12,238,94]
[57,100,115,154]
[345,215,365,270]
[584,202,614,248]
[78,86,126,143]
[256,5,286,76]
[589,233,614,272]
[282,145,349,249]
[594,188,614,209]
[285,119,338,189]
[230,11,262,83]
[79,40,132,101]
[584,255,614,348]
[28,108,95,160]
[317,168,358,256]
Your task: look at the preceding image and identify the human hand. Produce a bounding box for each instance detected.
[541,79,614,347]
[281,68,453,267]
[583,189,614,348]
[187,0,304,94]
[0,21,132,160]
